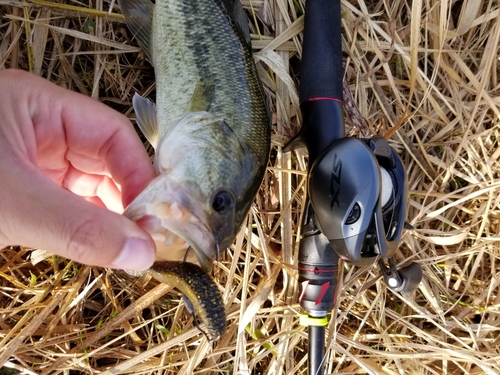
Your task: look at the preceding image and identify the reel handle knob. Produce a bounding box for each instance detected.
[379,258,422,292]
[394,262,423,292]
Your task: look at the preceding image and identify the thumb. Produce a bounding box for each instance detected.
[1,168,156,270]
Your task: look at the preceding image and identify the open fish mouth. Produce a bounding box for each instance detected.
[123,174,216,273]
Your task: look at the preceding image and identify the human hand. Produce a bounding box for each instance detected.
[0,69,157,269]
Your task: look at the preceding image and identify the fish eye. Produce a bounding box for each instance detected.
[212,190,234,214]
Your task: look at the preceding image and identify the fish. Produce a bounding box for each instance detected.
[119,0,270,337]
[120,0,270,269]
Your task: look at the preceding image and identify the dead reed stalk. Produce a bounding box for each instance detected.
[1,0,500,373]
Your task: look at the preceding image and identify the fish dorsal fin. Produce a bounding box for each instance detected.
[189,78,215,112]
[119,0,154,60]
[219,0,251,45]
[132,93,159,148]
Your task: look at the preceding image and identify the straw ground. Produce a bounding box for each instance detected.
[1,0,500,374]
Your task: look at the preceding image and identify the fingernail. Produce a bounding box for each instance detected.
[111,237,155,270]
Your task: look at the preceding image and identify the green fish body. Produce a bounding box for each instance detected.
[120,0,270,339]
[121,0,270,268]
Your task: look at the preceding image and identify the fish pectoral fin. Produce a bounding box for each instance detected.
[132,93,159,148]
[119,0,154,61]
[188,78,215,112]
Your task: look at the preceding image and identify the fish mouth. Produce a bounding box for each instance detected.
[123,175,215,273]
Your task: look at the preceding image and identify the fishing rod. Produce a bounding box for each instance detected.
[285,1,423,374]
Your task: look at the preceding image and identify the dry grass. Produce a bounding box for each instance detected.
[1,0,500,373]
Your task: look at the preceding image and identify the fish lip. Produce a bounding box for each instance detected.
[123,175,216,273]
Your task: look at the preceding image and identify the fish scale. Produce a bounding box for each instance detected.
[152,0,268,155]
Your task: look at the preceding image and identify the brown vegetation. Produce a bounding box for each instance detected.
[1,0,500,373]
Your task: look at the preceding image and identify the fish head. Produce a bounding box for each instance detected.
[124,112,260,272]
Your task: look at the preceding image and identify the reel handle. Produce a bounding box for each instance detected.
[379,258,422,292]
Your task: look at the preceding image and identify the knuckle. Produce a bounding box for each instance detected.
[66,216,106,263]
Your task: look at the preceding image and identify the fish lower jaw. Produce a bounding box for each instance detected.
[132,211,215,272]
[123,175,216,271]
[158,222,215,272]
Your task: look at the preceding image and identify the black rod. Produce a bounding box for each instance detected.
[300,0,343,102]
[308,325,326,375]
[295,0,345,165]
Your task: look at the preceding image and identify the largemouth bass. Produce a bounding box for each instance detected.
[119,0,270,337]
[121,0,270,268]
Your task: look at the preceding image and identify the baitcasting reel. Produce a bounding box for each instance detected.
[293,1,421,373]
[307,135,422,292]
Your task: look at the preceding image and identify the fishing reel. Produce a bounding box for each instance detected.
[307,135,422,292]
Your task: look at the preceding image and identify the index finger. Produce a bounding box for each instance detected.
[64,96,156,207]
[27,73,156,206]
